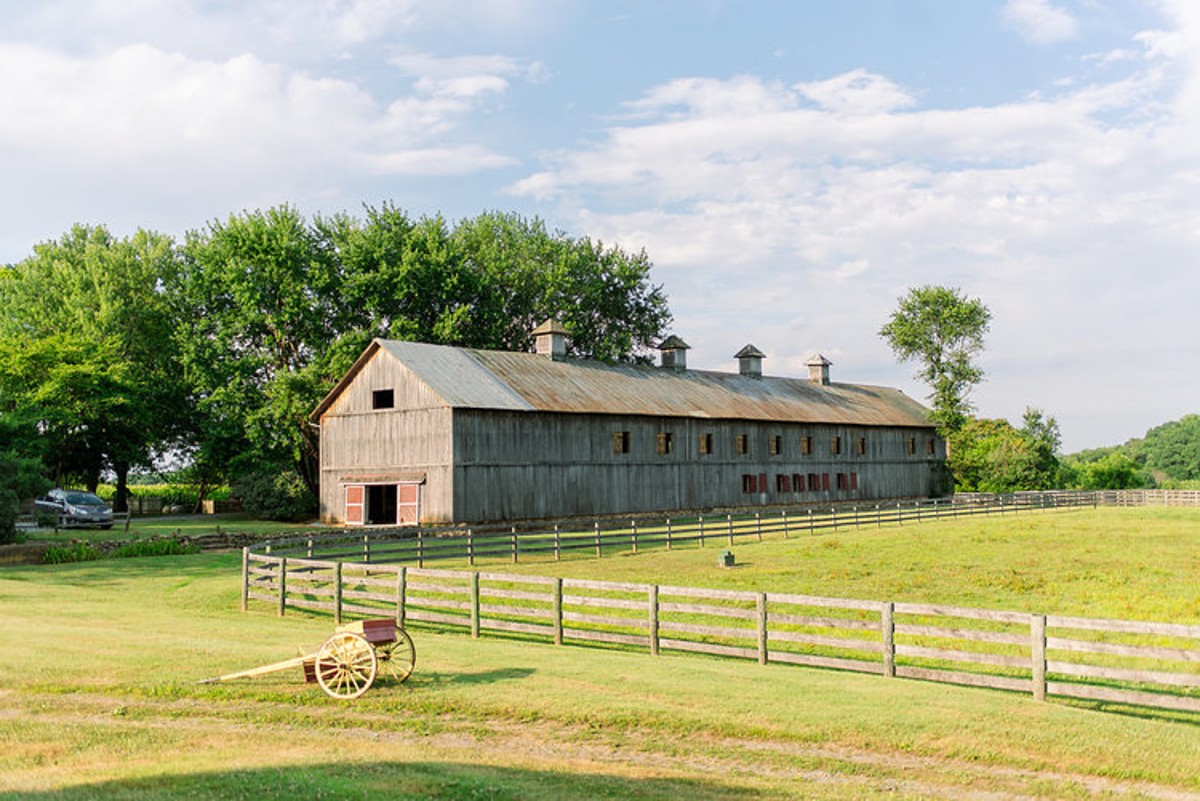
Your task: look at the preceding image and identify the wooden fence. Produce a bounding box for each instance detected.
[240,557,1200,714]
[253,491,1122,568]
[239,489,1200,713]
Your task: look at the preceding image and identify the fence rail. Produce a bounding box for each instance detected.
[240,489,1200,714]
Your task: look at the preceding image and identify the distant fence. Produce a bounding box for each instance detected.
[240,489,1200,713]
[248,490,1199,568]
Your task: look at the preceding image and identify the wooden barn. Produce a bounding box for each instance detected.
[311,322,946,526]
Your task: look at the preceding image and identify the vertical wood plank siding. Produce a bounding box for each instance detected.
[452,410,940,523]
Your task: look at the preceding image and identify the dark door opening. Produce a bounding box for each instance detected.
[366,484,398,525]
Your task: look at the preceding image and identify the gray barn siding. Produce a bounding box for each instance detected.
[318,351,456,524]
[451,410,940,523]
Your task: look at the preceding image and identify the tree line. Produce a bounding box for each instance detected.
[0,205,671,534]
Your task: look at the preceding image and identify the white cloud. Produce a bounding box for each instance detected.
[1002,0,1079,45]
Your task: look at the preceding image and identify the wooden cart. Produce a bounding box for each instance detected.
[200,619,415,699]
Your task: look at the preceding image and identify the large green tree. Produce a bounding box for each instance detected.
[879,285,991,434]
[173,204,671,500]
[948,408,1061,492]
[0,226,184,510]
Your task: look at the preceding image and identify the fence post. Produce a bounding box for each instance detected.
[854,506,860,530]
[553,577,564,646]
[240,547,249,612]
[333,561,343,625]
[698,515,705,547]
[594,521,602,558]
[882,602,895,678]
[363,533,370,563]
[897,502,902,526]
[395,566,407,628]
[666,518,672,550]
[782,510,788,538]
[631,519,638,554]
[808,509,814,534]
[649,584,660,656]
[277,557,287,617]
[468,529,474,567]
[755,512,762,541]
[832,508,838,532]
[417,530,424,569]
[511,526,518,564]
[306,537,313,558]
[727,513,734,546]
[756,593,768,665]
[471,572,481,639]
[1031,614,1047,702]
[554,524,561,561]
[876,503,881,529]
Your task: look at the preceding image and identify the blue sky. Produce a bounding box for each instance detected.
[1,0,1197,452]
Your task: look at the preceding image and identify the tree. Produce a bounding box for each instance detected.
[879,286,991,433]
[172,204,672,503]
[947,408,1061,492]
[0,226,184,510]
[1139,415,1200,482]
[0,417,51,543]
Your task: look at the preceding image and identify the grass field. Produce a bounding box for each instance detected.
[2,508,1199,799]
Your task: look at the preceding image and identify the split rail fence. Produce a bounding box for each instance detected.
[240,490,1200,713]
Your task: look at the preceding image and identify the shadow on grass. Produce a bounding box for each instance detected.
[421,667,536,685]
[0,760,762,800]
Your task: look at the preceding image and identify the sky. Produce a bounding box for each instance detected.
[1,0,1198,453]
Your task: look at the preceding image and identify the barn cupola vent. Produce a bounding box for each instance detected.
[806,353,832,386]
[735,344,766,378]
[532,318,570,361]
[657,335,691,371]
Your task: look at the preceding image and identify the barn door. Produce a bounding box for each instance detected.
[398,483,420,525]
[345,485,365,525]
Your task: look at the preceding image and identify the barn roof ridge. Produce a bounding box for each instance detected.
[307,337,933,429]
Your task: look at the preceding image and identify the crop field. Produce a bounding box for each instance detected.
[2,508,1199,799]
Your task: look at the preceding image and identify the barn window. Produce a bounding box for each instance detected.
[831,436,842,455]
[656,432,674,455]
[907,437,917,455]
[699,433,713,455]
[808,473,819,491]
[793,473,805,492]
[821,473,831,491]
[800,435,812,455]
[372,389,395,409]
[769,435,782,455]
[742,474,757,493]
[735,434,749,455]
[850,472,859,490]
[776,474,791,492]
[927,437,937,455]
[856,437,867,456]
[613,431,631,454]
[836,473,847,490]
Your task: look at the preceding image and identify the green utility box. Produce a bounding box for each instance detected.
[719,550,735,567]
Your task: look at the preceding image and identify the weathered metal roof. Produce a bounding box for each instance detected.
[352,340,933,428]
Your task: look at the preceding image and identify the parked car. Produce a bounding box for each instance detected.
[34,489,115,529]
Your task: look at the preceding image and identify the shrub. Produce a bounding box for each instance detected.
[43,542,103,564]
[231,466,316,522]
[110,538,201,558]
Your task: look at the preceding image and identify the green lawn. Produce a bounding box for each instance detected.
[2,508,1199,799]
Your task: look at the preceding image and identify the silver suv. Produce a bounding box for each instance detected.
[35,489,115,529]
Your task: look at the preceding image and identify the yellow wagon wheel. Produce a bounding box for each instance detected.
[375,629,417,683]
[315,632,377,700]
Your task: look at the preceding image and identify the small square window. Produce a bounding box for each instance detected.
[831,436,842,455]
[742,474,757,493]
[613,431,631,454]
[735,434,749,455]
[372,389,394,409]
[808,472,819,491]
[800,435,812,456]
[793,473,805,492]
[927,437,937,455]
[836,472,848,490]
[657,432,674,455]
[769,435,782,455]
[776,474,791,492]
[856,437,867,456]
[699,433,713,455]
[907,437,917,455]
